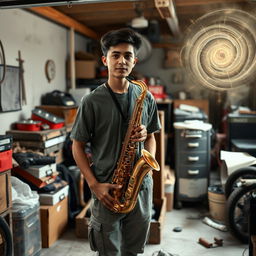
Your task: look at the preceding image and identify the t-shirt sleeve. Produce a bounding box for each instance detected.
[70,96,94,142]
[146,92,161,134]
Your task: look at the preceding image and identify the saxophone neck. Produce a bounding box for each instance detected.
[130,80,147,99]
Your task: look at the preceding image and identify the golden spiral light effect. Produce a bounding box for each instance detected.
[181,9,256,91]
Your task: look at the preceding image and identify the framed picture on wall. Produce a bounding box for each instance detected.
[164,48,181,68]
[0,65,21,112]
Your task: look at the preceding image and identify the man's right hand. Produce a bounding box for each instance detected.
[90,182,122,210]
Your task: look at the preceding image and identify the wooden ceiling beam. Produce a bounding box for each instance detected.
[55,2,138,14]
[28,6,99,40]
[73,10,137,21]
[64,8,158,20]
[154,0,180,37]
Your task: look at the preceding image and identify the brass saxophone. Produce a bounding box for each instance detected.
[111,79,160,213]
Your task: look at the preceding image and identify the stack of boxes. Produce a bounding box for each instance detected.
[40,184,69,248]
[0,135,42,256]
[0,135,13,217]
[7,127,67,163]
[11,151,69,248]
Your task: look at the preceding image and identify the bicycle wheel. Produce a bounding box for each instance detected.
[225,166,256,198]
[0,215,12,256]
[227,183,256,243]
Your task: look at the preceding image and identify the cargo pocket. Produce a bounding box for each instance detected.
[88,218,102,252]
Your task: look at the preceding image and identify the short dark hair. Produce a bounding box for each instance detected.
[100,28,142,56]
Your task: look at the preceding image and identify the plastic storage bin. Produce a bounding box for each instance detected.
[12,203,41,256]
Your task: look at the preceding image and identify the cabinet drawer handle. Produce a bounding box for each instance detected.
[188,142,199,148]
[185,134,202,138]
[188,156,199,161]
[188,169,199,175]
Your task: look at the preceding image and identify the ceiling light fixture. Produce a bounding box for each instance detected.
[130,3,148,29]
[131,16,148,29]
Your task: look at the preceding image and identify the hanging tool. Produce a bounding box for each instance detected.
[0,40,6,85]
[16,50,27,105]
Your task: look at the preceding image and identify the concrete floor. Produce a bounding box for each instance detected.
[41,204,247,256]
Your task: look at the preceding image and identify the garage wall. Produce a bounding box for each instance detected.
[0,9,88,134]
[135,48,186,96]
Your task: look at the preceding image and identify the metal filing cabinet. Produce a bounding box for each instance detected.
[174,123,211,208]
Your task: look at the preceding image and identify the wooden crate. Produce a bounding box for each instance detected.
[148,197,166,244]
[154,111,165,200]
[7,128,66,155]
[75,200,91,239]
[7,127,67,142]
[148,110,166,244]
[164,166,175,212]
[0,170,12,215]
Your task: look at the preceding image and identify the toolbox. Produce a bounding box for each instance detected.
[12,203,41,256]
[0,149,12,173]
[37,105,78,128]
[31,108,65,130]
[12,166,59,188]
[26,163,57,179]
[0,135,12,152]
[39,185,69,205]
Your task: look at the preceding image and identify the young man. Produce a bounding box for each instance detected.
[70,28,161,256]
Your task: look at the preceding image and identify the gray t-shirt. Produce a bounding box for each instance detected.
[70,82,161,182]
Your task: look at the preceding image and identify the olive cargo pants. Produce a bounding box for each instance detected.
[88,175,153,256]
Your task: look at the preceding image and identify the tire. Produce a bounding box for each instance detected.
[227,183,256,243]
[0,216,12,256]
[225,166,256,198]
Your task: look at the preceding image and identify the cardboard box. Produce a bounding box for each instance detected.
[0,170,12,214]
[148,197,166,244]
[75,200,91,239]
[67,60,96,79]
[148,111,166,244]
[164,48,181,68]
[40,197,68,248]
